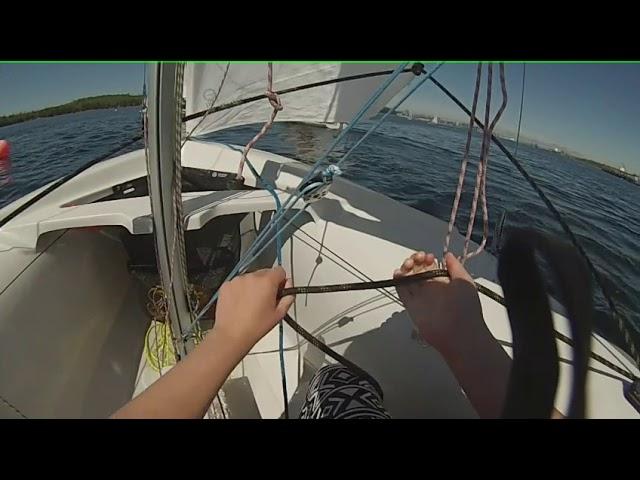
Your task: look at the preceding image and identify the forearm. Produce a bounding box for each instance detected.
[112,328,245,419]
[441,322,565,419]
[440,322,512,419]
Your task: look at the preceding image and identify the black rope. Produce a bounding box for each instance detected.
[282,314,384,399]
[0,393,27,419]
[426,73,640,371]
[280,270,637,381]
[281,268,448,296]
[0,134,143,229]
[182,67,417,123]
[216,393,226,419]
[514,63,526,158]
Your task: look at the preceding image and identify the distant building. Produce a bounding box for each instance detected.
[620,166,626,173]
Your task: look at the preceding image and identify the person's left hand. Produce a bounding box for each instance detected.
[213,267,294,353]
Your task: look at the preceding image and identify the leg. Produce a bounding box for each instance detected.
[299,364,390,419]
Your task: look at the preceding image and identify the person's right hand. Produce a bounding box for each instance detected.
[213,267,294,354]
[394,252,485,357]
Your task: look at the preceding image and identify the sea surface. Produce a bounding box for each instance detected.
[1,106,638,350]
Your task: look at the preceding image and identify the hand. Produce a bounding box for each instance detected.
[213,267,294,354]
[394,251,485,357]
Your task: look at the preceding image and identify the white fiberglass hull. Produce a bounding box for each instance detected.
[0,140,637,418]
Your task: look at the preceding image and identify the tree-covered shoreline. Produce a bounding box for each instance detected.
[0,94,143,127]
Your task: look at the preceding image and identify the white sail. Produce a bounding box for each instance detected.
[183,63,415,137]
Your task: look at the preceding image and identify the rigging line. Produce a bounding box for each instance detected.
[279,269,636,381]
[231,185,314,272]
[230,69,289,411]
[188,64,410,317]
[186,187,320,340]
[261,63,410,227]
[191,61,405,322]
[244,293,392,358]
[428,74,640,372]
[0,393,27,419]
[592,327,635,375]
[182,62,230,147]
[444,63,483,259]
[290,238,303,383]
[228,58,432,284]
[461,63,493,262]
[189,193,317,332]
[243,158,283,265]
[495,337,628,383]
[333,62,445,170]
[240,131,289,417]
[234,198,317,275]
[283,314,384,398]
[304,221,329,306]
[0,229,66,297]
[217,393,226,419]
[246,160,289,418]
[0,134,143,229]
[270,63,409,209]
[291,228,401,306]
[514,63,526,158]
[466,63,509,261]
[202,61,422,296]
[237,63,284,180]
[183,66,417,123]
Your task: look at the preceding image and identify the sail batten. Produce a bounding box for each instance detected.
[183,63,414,136]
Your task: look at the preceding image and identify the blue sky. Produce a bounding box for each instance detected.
[1,62,639,170]
[404,63,640,170]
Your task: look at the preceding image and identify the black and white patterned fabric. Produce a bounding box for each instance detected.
[299,364,390,419]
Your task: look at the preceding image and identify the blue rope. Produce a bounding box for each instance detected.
[243,158,282,264]
[211,63,410,290]
[181,62,413,418]
[269,62,410,218]
[230,63,446,274]
[189,62,410,331]
[190,182,322,331]
[235,199,314,273]
[234,58,436,414]
[335,62,445,169]
[243,158,288,418]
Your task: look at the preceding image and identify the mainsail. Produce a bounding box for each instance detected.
[183,63,415,136]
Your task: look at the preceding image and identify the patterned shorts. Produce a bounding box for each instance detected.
[299,364,390,419]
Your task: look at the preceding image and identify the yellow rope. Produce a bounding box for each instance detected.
[144,320,176,372]
[143,284,205,372]
[143,286,174,372]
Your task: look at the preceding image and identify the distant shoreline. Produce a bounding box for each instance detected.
[385,110,638,181]
[0,94,143,128]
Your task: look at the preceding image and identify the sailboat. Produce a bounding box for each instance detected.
[0,62,638,419]
[304,121,345,130]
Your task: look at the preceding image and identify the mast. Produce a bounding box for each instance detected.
[145,63,196,358]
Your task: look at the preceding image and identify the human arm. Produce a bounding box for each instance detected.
[394,251,564,419]
[112,267,293,419]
